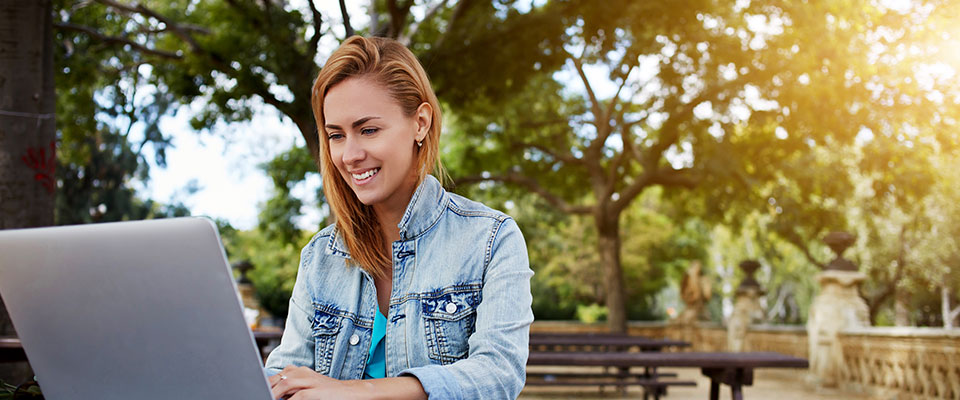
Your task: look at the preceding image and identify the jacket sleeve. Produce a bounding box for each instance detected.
[400,217,534,399]
[263,245,318,375]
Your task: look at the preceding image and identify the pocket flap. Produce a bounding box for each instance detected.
[422,290,480,322]
[311,309,341,336]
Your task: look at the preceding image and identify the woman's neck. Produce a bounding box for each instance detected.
[373,173,420,246]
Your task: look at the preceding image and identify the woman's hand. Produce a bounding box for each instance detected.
[268,366,427,400]
[269,365,359,400]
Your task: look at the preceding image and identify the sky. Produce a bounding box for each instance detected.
[133,102,322,231]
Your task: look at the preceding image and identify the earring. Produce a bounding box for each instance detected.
[417,140,423,147]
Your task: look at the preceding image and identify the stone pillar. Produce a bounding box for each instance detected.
[728,260,764,352]
[806,232,870,387]
[233,261,267,329]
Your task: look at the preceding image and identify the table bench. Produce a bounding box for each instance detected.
[528,351,809,400]
[0,337,26,363]
[530,333,691,351]
[527,333,694,399]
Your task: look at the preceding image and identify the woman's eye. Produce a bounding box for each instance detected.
[361,127,379,135]
[328,132,344,140]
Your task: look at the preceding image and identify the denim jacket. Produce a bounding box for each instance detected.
[264,175,534,399]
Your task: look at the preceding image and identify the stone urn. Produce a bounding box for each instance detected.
[806,232,869,387]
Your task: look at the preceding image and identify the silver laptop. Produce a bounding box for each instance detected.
[0,217,273,400]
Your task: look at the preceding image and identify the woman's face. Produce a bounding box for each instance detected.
[323,77,429,212]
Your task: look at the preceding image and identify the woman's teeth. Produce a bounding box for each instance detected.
[353,168,380,180]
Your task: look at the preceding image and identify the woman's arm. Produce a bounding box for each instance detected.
[400,217,534,399]
[269,366,426,400]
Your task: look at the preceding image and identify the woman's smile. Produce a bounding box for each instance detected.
[351,167,381,185]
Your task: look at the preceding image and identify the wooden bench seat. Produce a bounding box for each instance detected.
[525,374,697,400]
[527,371,679,380]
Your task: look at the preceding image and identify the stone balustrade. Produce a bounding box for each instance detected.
[838,327,960,399]
[531,321,960,398]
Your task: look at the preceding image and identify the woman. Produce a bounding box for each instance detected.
[264,36,534,400]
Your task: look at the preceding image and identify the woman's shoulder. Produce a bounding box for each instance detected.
[301,224,336,252]
[298,223,351,267]
[442,191,512,222]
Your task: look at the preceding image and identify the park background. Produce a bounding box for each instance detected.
[1,0,960,397]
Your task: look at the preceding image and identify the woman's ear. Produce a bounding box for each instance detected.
[414,102,432,143]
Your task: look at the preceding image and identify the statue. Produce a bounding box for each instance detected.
[677,260,712,325]
[727,260,765,352]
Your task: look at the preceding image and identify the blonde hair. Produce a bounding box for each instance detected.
[312,36,444,278]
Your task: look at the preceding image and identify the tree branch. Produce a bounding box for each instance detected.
[433,0,476,48]
[780,228,828,270]
[94,0,208,53]
[865,225,909,322]
[514,141,582,166]
[307,0,323,58]
[399,0,449,46]
[612,166,699,213]
[603,57,634,123]
[338,0,354,38]
[644,74,749,169]
[385,0,414,39]
[649,166,700,188]
[566,50,605,135]
[54,22,182,59]
[454,173,593,215]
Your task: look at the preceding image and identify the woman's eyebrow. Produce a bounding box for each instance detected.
[325,116,381,131]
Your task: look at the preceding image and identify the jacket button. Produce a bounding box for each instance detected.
[445,302,458,314]
[349,334,360,345]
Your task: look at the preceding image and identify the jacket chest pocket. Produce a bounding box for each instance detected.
[311,310,342,375]
[421,289,480,365]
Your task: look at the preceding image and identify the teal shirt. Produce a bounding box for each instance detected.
[362,308,387,379]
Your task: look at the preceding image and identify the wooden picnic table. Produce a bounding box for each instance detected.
[253,327,284,360]
[0,337,26,363]
[528,333,693,399]
[529,333,690,350]
[528,351,809,400]
[0,329,284,364]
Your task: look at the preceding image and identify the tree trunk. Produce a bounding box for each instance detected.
[596,212,627,333]
[0,0,56,383]
[894,287,910,326]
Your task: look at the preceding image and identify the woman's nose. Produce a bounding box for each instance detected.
[341,136,366,165]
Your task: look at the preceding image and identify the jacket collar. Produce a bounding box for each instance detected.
[397,174,446,241]
[328,174,447,257]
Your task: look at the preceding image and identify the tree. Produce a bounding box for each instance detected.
[53,1,188,224]
[51,0,575,239]
[0,0,56,384]
[53,0,559,163]
[450,0,960,332]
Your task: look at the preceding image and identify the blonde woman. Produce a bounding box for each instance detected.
[264,36,534,400]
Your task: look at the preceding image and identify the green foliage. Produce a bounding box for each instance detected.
[257,145,321,244]
[575,303,608,324]
[219,225,314,319]
[455,182,704,321]
[0,379,42,399]
[53,0,189,224]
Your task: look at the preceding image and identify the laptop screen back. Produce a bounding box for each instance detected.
[0,218,273,400]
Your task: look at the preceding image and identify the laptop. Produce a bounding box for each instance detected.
[0,217,274,400]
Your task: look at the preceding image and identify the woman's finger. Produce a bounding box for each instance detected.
[271,366,320,399]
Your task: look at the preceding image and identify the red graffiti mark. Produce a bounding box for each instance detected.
[21,140,56,194]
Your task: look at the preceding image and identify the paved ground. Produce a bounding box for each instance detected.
[519,367,880,400]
